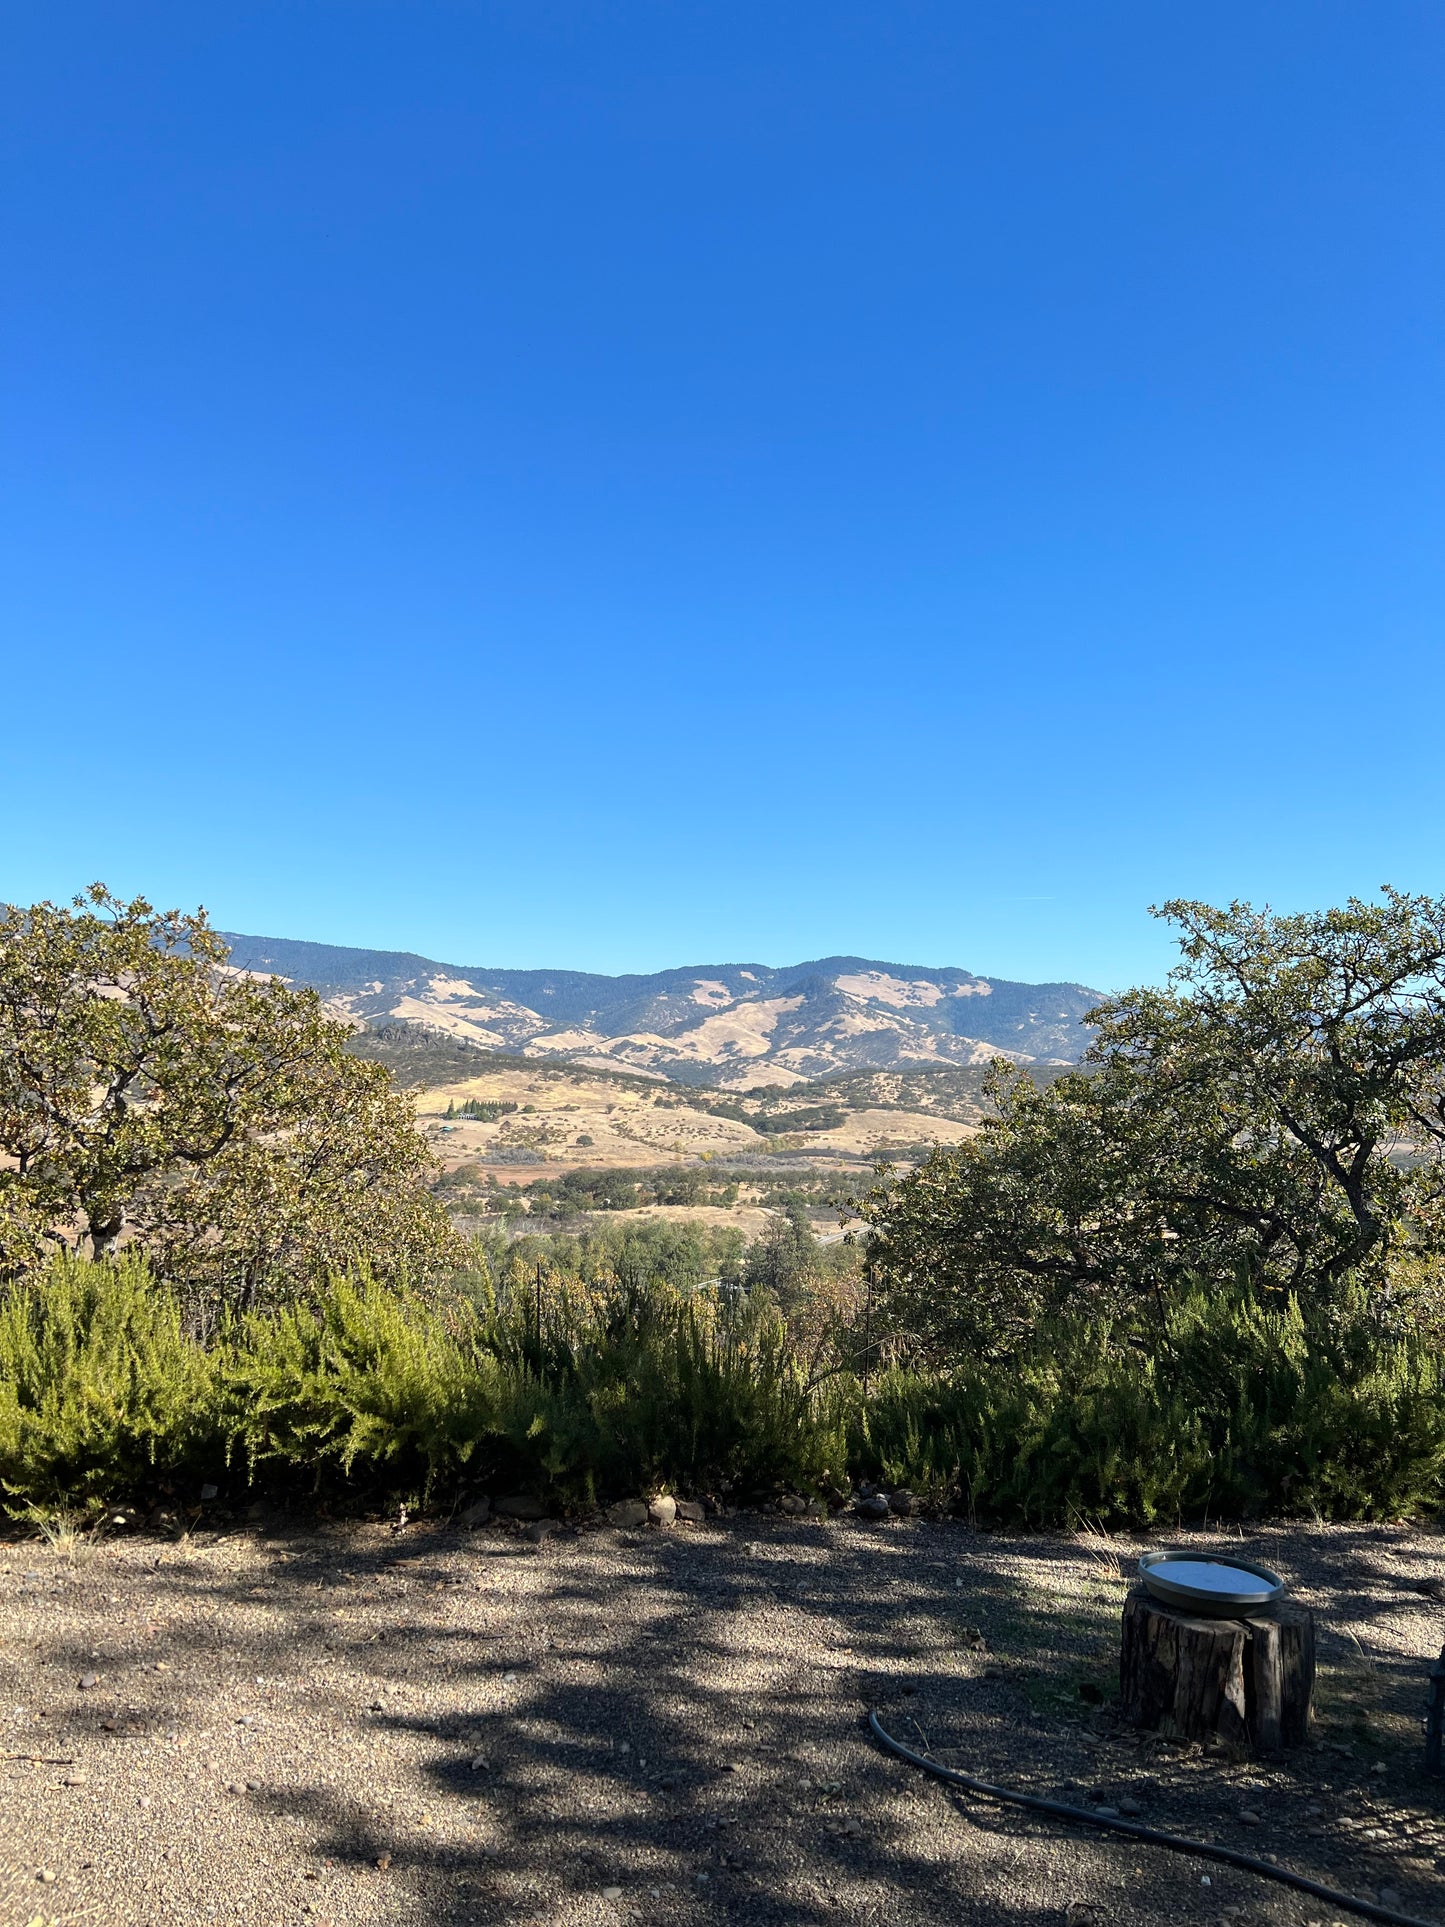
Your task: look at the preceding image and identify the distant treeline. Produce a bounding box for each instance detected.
[704,1099,848,1134]
[435,1161,862,1222]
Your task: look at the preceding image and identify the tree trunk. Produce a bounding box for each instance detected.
[1119,1588,1314,1751]
[88,1211,124,1260]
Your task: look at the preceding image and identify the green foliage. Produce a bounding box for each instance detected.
[0,1253,223,1507]
[0,1250,844,1515]
[462,1217,747,1292]
[743,1201,822,1302]
[513,1165,745,1217]
[0,886,461,1310]
[851,1279,1445,1526]
[3,1253,1438,1528]
[859,889,1445,1358]
[467,1270,847,1504]
[445,1098,517,1122]
[223,1272,493,1494]
[704,1098,847,1134]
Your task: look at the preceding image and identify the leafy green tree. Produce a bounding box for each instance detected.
[744,1199,819,1304]
[858,890,1445,1359]
[0,886,461,1306]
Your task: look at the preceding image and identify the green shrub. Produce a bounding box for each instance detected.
[1,1258,1439,1526]
[0,1253,223,1509]
[222,1270,496,1497]
[852,1280,1445,1526]
[465,1269,847,1502]
[0,1256,848,1514]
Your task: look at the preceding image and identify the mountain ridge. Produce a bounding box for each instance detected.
[218,930,1102,1088]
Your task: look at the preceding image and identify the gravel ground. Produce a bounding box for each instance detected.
[1,1511,1443,1927]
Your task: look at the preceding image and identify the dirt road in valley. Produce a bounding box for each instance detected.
[2,1514,1442,1926]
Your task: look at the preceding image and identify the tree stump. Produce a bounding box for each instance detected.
[1119,1587,1314,1750]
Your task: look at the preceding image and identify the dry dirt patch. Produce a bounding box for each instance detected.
[2,1519,1441,1926]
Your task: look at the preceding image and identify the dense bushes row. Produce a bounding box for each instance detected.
[853,1284,1445,1525]
[0,1255,843,1516]
[2,1254,1442,1527]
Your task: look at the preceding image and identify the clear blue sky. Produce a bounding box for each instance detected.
[5,4,1441,990]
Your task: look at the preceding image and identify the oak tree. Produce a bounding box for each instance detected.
[0,886,461,1305]
[858,890,1445,1359]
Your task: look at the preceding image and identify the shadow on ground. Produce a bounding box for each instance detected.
[4,1513,1443,1926]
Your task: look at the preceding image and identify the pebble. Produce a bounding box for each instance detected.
[1379,1888,1403,1909]
[1118,1796,1143,1816]
[1238,1808,1263,1825]
[36,1869,56,1884]
[78,1672,100,1690]
[602,1886,623,1901]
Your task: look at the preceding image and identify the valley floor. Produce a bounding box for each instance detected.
[2,1514,1442,1927]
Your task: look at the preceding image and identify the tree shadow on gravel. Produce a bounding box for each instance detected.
[16,1513,1445,1926]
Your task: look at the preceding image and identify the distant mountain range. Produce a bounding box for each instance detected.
[219,932,1103,1088]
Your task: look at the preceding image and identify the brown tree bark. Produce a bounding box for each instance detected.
[1119,1588,1314,1750]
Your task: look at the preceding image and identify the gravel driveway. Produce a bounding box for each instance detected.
[2,1511,1442,1927]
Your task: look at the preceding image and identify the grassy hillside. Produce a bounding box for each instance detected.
[345,1024,1085,1241]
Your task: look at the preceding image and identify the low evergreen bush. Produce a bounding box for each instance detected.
[1,1257,1440,1525]
[223,1270,495,1497]
[462,1266,847,1502]
[851,1280,1445,1525]
[0,1254,224,1508]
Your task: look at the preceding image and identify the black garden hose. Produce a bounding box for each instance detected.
[869,1711,1437,1927]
